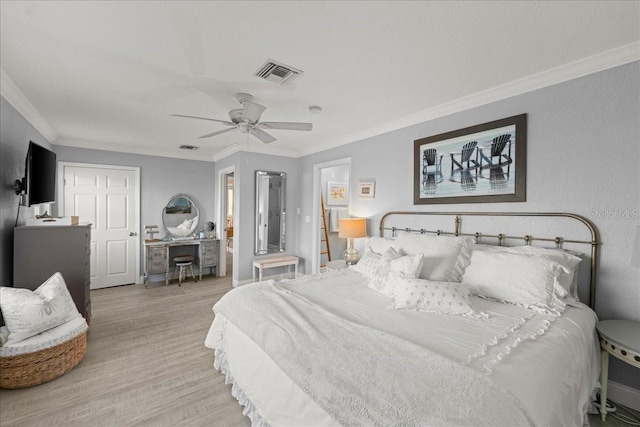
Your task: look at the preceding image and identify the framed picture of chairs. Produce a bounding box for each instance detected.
[413,114,527,205]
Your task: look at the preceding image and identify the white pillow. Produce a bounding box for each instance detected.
[368,250,424,297]
[366,237,396,255]
[177,217,195,230]
[462,250,569,315]
[0,273,82,345]
[349,250,382,280]
[389,273,487,318]
[392,234,472,282]
[472,244,582,299]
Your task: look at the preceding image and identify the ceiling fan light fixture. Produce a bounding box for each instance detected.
[229,109,244,123]
[173,92,313,144]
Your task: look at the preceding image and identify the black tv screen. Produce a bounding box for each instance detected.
[25,141,56,206]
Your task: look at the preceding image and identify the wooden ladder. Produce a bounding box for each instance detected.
[320,195,332,267]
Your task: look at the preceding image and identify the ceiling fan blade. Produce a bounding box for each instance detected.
[260,122,313,131]
[242,101,267,124]
[171,114,235,126]
[199,127,238,139]
[249,127,277,144]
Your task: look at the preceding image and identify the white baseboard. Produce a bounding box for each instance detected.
[607,380,640,411]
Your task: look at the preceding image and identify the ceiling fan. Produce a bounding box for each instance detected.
[171,93,313,144]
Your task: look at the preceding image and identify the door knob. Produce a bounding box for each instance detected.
[129,232,138,236]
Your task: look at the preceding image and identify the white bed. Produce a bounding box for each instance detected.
[205,212,602,426]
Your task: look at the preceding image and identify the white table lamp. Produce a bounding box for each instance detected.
[339,218,367,265]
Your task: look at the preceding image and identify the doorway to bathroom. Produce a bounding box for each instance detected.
[218,166,235,281]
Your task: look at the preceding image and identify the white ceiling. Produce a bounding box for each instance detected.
[1,1,639,161]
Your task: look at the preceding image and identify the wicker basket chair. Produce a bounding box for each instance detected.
[0,325,88,389]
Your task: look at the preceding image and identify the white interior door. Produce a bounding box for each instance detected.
[60,163,140,289]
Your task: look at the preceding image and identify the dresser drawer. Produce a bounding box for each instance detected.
[202,252,218,267]
[147,258,166,274]
[200,242,218,267]
[146,246,166,274]
[147,247,165,261]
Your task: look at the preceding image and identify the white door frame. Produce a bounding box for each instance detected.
[311,157,351,275]
[217,165,237,285]
[57,162,141,285]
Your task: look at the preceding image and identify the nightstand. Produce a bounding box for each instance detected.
[325,260,347,271]
[595,319,640,421]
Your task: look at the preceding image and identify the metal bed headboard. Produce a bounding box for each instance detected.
[379,211,601,309]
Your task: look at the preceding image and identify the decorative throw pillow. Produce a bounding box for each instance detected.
[462,250,569,315]
[349,250,382,280]
[0,272,82,345]
[368,250,424,297]
[388,273,487,318]
[367,247,403,288]
[392,234,472,282]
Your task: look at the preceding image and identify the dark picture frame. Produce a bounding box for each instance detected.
[413,114,527,205]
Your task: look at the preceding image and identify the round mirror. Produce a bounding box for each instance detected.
[162,194,199,238]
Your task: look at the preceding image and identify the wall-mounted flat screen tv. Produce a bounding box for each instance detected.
[23,141,57,206]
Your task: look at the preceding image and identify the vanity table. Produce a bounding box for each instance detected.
[144,238,219,285]
[144,194,219,285]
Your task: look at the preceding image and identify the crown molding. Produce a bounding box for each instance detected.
[0,68,58,143]
[211,142,245,161]
[55,136,300,162]
[298,41,640,158]
[54,137,215,162]
[212,140,299,161]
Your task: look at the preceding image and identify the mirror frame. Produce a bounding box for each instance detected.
[255,171,286,255]
[162,194,200,239]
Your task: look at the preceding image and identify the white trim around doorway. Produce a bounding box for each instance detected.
[311,157,351,275]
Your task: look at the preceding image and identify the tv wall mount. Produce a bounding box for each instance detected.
[14,178,25,195]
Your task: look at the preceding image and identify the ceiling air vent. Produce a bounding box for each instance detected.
[179,145,199,150]
[254,59,302,85]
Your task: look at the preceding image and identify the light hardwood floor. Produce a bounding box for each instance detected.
[0,273,250,427]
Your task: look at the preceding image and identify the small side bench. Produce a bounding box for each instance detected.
[252,256,299,282]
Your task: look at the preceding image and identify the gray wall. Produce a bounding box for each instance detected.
[214,151,299,285]
[53,145,216,282]
[0,97,54,287]
[297,61,640,390]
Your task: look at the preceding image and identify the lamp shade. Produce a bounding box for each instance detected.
[339,218,367,239]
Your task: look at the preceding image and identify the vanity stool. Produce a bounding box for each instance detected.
[172,255,196,286]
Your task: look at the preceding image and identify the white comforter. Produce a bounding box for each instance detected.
[205,270,600,426]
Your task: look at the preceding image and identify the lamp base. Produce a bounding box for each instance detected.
[343,245,361,265]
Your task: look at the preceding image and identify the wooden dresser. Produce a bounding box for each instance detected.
[13,224,92,321]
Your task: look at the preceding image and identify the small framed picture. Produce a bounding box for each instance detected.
[358,181,375,199]
[327,182,348,205]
